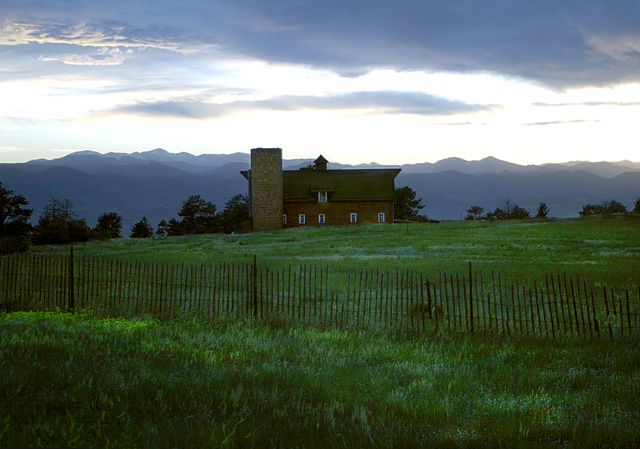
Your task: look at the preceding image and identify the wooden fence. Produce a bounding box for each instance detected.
[1,250,639,338]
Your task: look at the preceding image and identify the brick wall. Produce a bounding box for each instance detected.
[283,200,394,227]
[250,148,284,232]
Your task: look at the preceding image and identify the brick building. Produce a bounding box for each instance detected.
[242,148,401,231]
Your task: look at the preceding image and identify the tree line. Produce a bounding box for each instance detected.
[466,199,640,221]
[0,181,249,254]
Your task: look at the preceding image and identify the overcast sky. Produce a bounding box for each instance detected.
[2,0,640,165]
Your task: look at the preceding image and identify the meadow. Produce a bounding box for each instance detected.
[2,217,640,448]
[2,311,639,448]
[31,216,640,291]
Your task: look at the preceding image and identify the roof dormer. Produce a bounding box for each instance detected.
[314,155,328,170]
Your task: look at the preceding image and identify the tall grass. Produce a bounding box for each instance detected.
[2,311,639,448]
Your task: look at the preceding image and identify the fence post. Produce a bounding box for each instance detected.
[67,246,75,311]
[253,255,258,318]
[468,261,474,333]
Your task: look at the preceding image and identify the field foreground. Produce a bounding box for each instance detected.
[2,311,639,448]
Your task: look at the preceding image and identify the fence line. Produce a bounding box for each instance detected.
[1,251,639,338]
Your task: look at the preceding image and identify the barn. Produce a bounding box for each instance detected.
[241,148,401,232]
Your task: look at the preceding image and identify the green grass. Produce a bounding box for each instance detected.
[6,217,638,447]
[2,311,639,448]
[32,216,640,291]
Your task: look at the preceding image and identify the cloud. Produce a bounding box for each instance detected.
[3,1,640,88]
[0,20,212,54]
[39,48,133,66]
[523,119,601,126]
[108,91,490,119]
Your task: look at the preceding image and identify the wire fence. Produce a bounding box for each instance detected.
[1,249,639,338]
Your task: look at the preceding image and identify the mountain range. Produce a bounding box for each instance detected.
[2,149,639,233]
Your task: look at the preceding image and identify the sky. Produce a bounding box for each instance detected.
[2,0,640,166]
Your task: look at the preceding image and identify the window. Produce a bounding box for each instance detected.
[283,214,287,225]
[318,214,326,224]
[350,213,358,223]
[378,213,386,223]
[318,191,328,202]
[299,214,306,224]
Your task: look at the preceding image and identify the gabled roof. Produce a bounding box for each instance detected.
[283,168,401,202]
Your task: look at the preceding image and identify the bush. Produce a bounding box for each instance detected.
[0,236,30,255]
[580,200,628,216]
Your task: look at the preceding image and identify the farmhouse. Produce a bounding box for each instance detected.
[241,148,401,231]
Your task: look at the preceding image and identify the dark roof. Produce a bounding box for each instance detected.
[283,168,400,202]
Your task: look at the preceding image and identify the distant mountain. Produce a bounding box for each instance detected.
[20,148,640,177]
[26,148,251,175]
[2,149,639,231]
[533,161,639,178]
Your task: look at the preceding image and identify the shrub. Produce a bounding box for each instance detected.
[580,200,628,216]
[486,200,530,220]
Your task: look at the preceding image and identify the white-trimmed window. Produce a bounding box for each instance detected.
[318,214,326,224]
[299,214,306,224]
[350,213,358,223]
[378,213,386,223]
[283,214,287,225]
[318,191,328,202]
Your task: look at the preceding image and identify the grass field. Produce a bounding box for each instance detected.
[2,311,640,449]
[31,216,640,291]
[4,217,639,448]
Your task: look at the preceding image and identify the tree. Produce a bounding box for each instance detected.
[0,182,33,236]
[33,197,91,245]
[166,218,184,236]
[394,186,426,221]
[93,212,122,239]
[486,199,530,220]
[536,202,550,219]
[156,219,170,236]
[130,217,153,238]
[465,205,484,221]
[177,195,220,234]
[602,200,627,214]
[634,198,640,213]
[0,182,33,254]
[220,194,250,233]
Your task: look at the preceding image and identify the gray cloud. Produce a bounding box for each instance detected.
[108,91,490,119]
[2,1,640,88]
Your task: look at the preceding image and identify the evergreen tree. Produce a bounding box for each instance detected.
[130,217,153,238]
[177,195,220,234]
[536,202,550,219]
[394,186,426,221]
[94,212,122,239]
[0,182,33,253]
[156,219,170,236]
[220,194,249,233]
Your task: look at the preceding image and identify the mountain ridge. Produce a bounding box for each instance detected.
[18,148,640,178]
